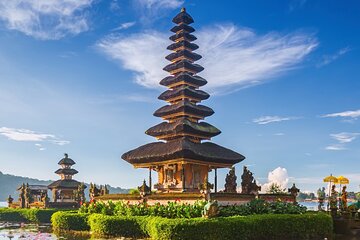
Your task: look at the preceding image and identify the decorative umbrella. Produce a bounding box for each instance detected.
[336,176,349,202]
[323,174,338,210]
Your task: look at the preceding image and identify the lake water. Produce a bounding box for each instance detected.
[0,202,7,208]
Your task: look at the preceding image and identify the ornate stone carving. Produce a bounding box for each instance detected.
[241,166,261,194]
[224,167,237,193]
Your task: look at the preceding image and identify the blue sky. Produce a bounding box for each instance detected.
[0,0,359,193]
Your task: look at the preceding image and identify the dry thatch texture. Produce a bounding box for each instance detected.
[122,137,245,165]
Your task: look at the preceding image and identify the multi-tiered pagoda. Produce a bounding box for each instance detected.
[122,8,245,193]
[48,153,85,202]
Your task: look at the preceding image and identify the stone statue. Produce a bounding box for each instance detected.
[288,183,300,203]
[41,192,49,208]
[224,167,237,193]
[241,166,261,194]
[317,187,326,211]
[138,180,151,196]
[24,183,32,208]
[340,186,348,211]
[202,200,219,218]
[74,183,86,203]
[7,195,13,207]
[330,185,338,210]
[89,183,100,200]
[198,174,214,194]
[19,183,26,208]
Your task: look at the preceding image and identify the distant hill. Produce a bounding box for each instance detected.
[0,171,129,201]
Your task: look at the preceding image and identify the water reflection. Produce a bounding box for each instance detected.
[0,222,90,240]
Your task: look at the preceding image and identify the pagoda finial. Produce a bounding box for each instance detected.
[181,7,186,12]
[64,153,68,158]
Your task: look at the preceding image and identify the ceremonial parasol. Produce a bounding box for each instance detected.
[323,174,338,210]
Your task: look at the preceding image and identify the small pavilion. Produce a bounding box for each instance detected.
[48,153,85,203]
[122,8,245,193]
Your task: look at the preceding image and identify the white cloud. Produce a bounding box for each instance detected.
[0,127,70,147]
[274,133,285,136]
[0,0,93,40]
[322,109,360,120]
[35,143,46,151]
[96,24,317,94]
[135,0,183,23]
[331,132,360,144]
[261,167,289,193]
[113,21,136,31]
[51,140,71,146]
[325,132,360,151]
[0,127,55,141]
[317,47,350,67]
[137,0,183,10]
[253,116,298,125]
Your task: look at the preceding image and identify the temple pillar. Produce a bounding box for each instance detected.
[214,168,218,193]
[149,167,152,192]
[181,164,186,192]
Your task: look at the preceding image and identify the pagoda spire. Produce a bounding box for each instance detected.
[122,9,245,193]
[55,153,78,180]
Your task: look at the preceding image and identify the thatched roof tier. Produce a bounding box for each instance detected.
[171,24,195,34]
[160,72,207,88]
[165,49,201,62]
[58,154,75,166]
[48,179,84,189]
[172,8,194,25]
[163,59,204,74]
[121,137,245,166]
[146,118,221,140]
[55,168,78,175]
[167,41,199,52]
[154,100,214,119]
[169,32,197,42]
[158,86,209,102]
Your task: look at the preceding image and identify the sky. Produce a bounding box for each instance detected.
[0,0,359,193]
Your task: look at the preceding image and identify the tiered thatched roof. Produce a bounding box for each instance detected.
[122,8,245,167]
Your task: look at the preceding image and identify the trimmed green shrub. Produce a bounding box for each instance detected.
[51,211,90,231]
[219,199,307,217]
[88,214,148,238]
[83,212,332,240]
[149,213,333,240]
[0,208,60,223]
[0,208,26,222]
[79,200,206,218]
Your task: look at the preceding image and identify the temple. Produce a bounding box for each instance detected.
[122,8,245,193]
[48,153,86,203]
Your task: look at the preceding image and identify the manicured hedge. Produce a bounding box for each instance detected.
[88,214,148,238]
[149,214,333,240]
[54,212,331,240]
[51,211,90,231]
[0,208,60,223]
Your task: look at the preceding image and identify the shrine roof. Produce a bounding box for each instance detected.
[154,100,214,118]
[146,118,221,139]
[122,137,245,166]
[48,179,85,189]
[58,153,76,166]
[55,168,78,175]
[158,86,209,102]
[172,8,194,25]
[160,72,207,87]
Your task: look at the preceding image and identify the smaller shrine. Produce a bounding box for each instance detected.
[47,153,86,207]
[8,183,49,208]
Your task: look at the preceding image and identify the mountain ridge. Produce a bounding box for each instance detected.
[0,171,129,201]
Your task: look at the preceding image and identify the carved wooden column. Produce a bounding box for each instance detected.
[149,167,152,192]
[214,168,218,193]
[182,164,186,192]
